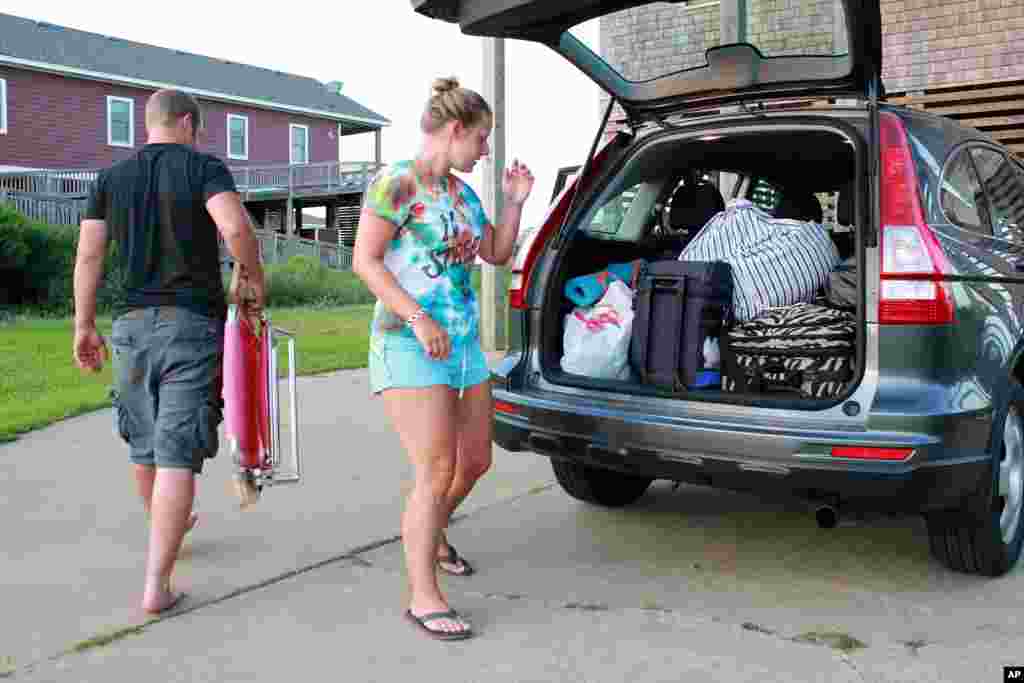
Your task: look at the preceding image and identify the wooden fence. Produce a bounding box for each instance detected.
[0,190,87,225]
[887,77,1024,157]
[255,231,354,270]
[0,169,98,196]
[219,230,353,271]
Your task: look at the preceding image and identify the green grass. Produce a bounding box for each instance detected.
[69,624,149,654]
[792,630,867,653]
[0,306,373,443]
[268,305,374,375]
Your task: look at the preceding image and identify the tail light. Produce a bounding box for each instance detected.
[508,134,628,310]
[877,111,955,324]
[830,446,913,461]
[508,194,570,310]
[493,399,520,415]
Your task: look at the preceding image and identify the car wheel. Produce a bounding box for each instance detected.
[550,458,653,507]
[926,390,1024,576]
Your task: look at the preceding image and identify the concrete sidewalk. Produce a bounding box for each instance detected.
[0,367,555,674]
[5,366,1024,681]
[11,477,1024,683]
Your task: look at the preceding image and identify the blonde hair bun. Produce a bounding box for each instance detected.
[421,76,491,134]
[432,77,460,95]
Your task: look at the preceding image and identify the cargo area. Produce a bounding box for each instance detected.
[537,121,867,409]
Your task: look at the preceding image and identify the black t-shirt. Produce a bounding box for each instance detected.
[84,143,238,319]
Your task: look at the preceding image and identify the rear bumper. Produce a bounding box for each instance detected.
[492,390,992,513]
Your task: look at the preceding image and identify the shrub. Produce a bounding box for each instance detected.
[0,203,122,316]
[0,204,33,305]
[263,255,375,308]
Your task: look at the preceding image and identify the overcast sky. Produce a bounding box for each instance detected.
[1,1,602,228]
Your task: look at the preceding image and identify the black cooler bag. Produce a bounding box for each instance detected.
[722,302,856,399]
[630,260,733,391]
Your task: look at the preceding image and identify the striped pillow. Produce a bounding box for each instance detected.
[680,200,839,322]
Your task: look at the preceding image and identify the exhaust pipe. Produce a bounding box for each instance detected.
[815,504,839,529]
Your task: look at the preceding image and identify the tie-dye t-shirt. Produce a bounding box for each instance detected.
[363,160,492,346]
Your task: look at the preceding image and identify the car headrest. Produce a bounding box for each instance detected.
[775,191,823,223]
[836,183,854,225]
[668,181,725,232]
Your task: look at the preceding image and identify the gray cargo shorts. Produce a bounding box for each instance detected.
[110,306,224,474]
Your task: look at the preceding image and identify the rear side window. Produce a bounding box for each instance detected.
[971,147,1024,240]
[939,147,989,234]
[902,113,975,225]
[585,184,638,236]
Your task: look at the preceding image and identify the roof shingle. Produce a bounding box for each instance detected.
[0,12,390,133]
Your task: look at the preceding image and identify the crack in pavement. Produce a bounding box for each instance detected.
[18,481,557,677]
[839,653,869,683]
[29,478,1003,680]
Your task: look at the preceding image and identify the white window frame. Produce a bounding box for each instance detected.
[0,78,7,134]
[227,114,249,160]
[289,123,309,165]
[106,96,134,148]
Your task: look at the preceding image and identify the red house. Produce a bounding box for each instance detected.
[0,12,388,171]
[0,12,390,255]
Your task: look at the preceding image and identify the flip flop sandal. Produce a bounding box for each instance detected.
[404,609,474,641]
[437,543,475,577]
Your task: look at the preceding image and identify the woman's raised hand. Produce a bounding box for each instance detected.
[502,159,535,206]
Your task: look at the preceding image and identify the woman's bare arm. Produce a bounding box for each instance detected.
[353,209,421,321]
[352,209,452,359]
[479,201,524,266]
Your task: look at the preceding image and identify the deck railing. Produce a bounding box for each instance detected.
[1,161,378,271]
[0,169,99,196]
[220,230,353,271]
[231,161,382,199]
[0,161,382,200]
[0,190,88,225]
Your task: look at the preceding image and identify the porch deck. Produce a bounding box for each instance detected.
[231,161,382,201]
[0,160,382,201]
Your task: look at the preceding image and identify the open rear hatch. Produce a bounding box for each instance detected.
[412,0,883,123]
[533,119,869,409]
[412,0,880,410]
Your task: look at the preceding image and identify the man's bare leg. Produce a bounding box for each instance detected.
[135,464,197,532]
[141,468,194,614]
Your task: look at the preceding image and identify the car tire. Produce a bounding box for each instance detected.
[550,458,653,507]
[926,382,1024,577]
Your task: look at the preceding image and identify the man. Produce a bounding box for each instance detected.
[73,89,265,614]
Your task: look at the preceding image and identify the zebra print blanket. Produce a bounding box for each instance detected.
[722,302,856,399]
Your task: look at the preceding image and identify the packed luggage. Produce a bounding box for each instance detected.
[557,194,857,401]
[721,302,856,399]
[630,260,732,391]
[679,199,839,322]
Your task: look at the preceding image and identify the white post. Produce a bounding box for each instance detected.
[480,37,507,352]
[286,166,295,237]
[720,0,745,44]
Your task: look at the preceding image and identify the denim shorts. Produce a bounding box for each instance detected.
[369,333,490,395]
[110,307,224,473]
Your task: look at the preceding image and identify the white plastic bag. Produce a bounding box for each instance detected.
[703,337,721,369]
[560,280,634,380]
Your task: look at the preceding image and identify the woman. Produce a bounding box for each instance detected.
[353,76,534,641]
